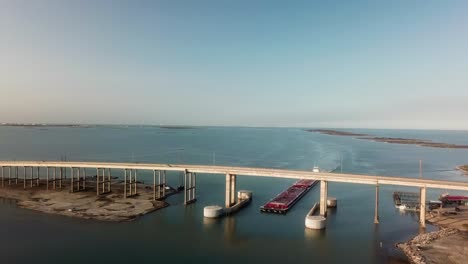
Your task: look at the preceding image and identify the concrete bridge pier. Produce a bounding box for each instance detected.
[36,167,40,186]
[96,168,111,195]
[7,167,11,185]
[46,167,61,190]
[23,167,26,188]
[23,166,39,188]
[59,167,64,189]
[45,167,62,190]
[1,166,3,187]
[123,169,137,198]
[70,167,86,192]
[46,167,50,190]
[319,180,328,216]
[374,183,379,224]
[153,170,167,200]
[420,187,426,227]
[184,170,196,205]
[225,174,237,208]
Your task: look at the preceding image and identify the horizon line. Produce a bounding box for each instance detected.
[1,122,467,132]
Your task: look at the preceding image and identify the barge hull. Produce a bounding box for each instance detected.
[260,180,317,214]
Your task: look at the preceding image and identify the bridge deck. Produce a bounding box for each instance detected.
[1,161,468,191]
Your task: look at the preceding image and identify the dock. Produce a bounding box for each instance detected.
[260,179,318,214]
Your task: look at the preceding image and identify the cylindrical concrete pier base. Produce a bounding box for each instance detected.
[327,197,337,208]
[238,190,252,200]
[305,215,326,229]
[204,205,224,218]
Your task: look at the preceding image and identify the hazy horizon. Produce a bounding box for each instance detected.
[1,1,468,130]
[2,122,468,132]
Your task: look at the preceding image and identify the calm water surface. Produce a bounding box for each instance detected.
[1,126,467,264]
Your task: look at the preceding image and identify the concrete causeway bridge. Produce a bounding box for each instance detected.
[1,161,468,227]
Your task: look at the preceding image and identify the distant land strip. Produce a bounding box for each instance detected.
[457,165,468,174]
[305,129,368,137]
[159,125,195,129]
[0,124,197,129]
[307,129,468,149]
[0,123,86,128]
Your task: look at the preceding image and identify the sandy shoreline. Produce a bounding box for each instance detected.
[397,205,468,263]
[0,182,171,222]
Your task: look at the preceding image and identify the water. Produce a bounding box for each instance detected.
[0,126,467,263]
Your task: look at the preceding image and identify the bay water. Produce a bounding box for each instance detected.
[1,126,467,263]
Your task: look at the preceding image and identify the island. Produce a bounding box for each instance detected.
[304,129,368,137]
[0,182,172,222]
[307,129,468,149]
[159,125,196,129]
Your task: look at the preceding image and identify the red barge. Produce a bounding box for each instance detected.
[260,179,318,214]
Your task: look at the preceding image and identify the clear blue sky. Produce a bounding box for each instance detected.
[1,1,467,129]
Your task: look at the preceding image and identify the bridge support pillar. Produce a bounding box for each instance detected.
[23,167,39,188]
[46,167,49,190]
[225,174,237,208]
[36,167,40,186]
[153,170,167,200]
[419,187,426,228]
[70,168,86,193]
[59,167,63,189]
[50,167,60,190]
[96,168,111,195]
[320,180,328,216]
[374,183,379,224]
[184,170,196,205]
[123,169,137,198]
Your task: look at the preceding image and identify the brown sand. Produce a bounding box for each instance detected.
[0,181,170,221]
[397,206,468,263]
[456,165,468,175]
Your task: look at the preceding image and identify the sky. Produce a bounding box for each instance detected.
[1,1,467,129]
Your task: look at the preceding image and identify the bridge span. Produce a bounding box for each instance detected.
[1,160,468,227]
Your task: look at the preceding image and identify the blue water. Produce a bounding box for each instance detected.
[0,126,467,263]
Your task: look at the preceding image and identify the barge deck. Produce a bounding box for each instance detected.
[260,179,318,214]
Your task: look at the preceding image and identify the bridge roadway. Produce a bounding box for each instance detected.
[1,161,468,227]
[1,161,468,191]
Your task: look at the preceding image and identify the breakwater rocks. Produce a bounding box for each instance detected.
[396,228,464,264]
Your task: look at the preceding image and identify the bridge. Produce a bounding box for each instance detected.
[1,161,468,227]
